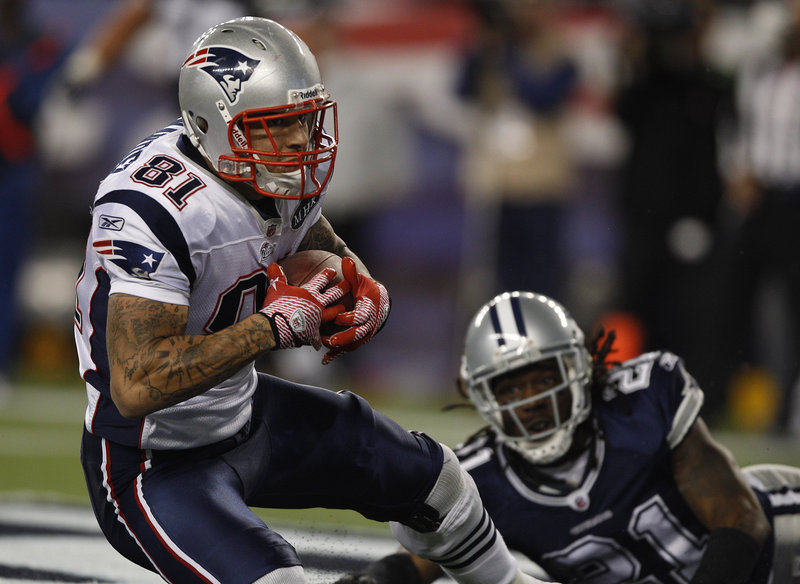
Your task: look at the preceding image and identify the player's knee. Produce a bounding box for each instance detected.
[390,444,483,555]
[396,443,465,533]
[250,566,306,584]
[390,445,522,584]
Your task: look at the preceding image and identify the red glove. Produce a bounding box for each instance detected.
[322,257,391,364]
[259,262,348,350]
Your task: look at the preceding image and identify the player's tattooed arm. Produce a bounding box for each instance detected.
[671,418,770,544]
[106,293,277,418]
[298,215,371,276]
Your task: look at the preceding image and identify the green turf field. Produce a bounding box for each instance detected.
[0,383,485,531]
[1,383,799,531]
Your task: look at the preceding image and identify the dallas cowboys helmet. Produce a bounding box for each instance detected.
[460,292,593,465]
[178,17,337,199]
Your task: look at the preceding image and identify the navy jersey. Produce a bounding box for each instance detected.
[74,120,329,450]
[456,351,775,583]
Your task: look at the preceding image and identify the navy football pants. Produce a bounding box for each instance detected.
[81,373,443,584]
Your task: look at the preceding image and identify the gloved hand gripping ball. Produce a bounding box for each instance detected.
[322,257,391,364]
[259,262,348,350]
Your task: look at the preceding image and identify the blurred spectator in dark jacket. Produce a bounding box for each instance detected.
[613,0,733,421]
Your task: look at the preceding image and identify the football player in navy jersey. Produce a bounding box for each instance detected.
[337,291,800,584]
[74,17,551,584]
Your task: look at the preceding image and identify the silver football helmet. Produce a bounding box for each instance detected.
[460,292,592,464]
[178,17,337,199]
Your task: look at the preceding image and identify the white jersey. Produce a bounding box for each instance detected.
[74,120,327,449]
[737,55,800,188]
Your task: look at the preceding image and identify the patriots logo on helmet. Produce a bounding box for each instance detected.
[93,239,165,280]
[182,47,260,104]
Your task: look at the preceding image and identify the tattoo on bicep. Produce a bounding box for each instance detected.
[298,217,344,254]
[109,296,195,400]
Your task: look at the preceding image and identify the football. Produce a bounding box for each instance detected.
[278,250,342,287]
[277,250,353,336]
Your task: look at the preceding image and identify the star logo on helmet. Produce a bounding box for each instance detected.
[183,46,260,104]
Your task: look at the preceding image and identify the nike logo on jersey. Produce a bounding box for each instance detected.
[93,239,165,280]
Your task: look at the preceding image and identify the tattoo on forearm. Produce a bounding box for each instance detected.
[298,217,347,255]
[108,294,275,412]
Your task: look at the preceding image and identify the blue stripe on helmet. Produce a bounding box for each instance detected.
[510,295,527,337]
[489,303,505,346]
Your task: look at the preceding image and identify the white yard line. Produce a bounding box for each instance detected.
[0,502,398,584]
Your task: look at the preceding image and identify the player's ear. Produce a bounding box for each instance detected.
[455,377,468,400]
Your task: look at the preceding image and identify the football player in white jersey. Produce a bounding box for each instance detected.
[337,292,800,584]
[74,17,552,584]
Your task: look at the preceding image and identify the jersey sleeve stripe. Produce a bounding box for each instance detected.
[666,361,705,449]
[94,189,197,288]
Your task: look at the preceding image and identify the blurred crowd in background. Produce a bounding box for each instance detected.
[2,0,800,436]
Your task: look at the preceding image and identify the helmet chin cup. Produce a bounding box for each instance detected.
[254,167,303,199]
[505,426,574,465]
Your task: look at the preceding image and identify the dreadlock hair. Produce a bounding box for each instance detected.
[585,324,620,399]
[587,324,645,418]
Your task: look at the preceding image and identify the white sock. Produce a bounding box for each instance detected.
[250,566,305,584]
[390,446,521,584]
